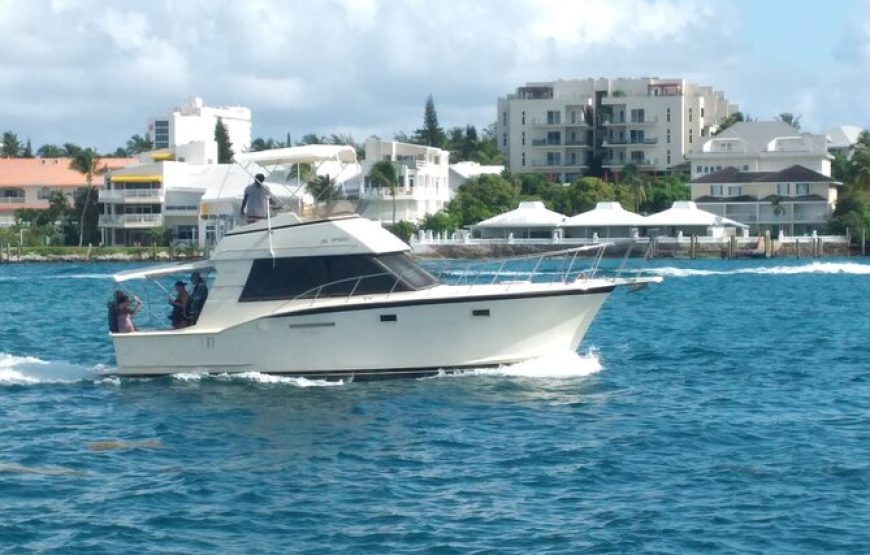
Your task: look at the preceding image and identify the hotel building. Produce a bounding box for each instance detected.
[496,78,736,182]
[147,97,252,163]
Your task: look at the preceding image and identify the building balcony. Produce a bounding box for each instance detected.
[360,186,445,201]
[603,158,659,168]
[531,138,562,147]
[163,206,200,217]
[0,197,25,205]
[99,214,164,228]
[531,159,587,168]
[565,141,591,147]
[99,189,164,203]
[601,116,659,126]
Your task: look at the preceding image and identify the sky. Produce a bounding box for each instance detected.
[1,0,869,153]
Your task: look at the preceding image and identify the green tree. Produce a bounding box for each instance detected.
[368,160,400,225]
[298,133,325,145]
[642,176,690,213]
[214,118,233,163]
[126,134,153,155]
[63,143,82,157]
[147,226,172,246]
[714,111,744,135]
[1,131,22,157]
[444,174,520,227]
[620,163,646,213]
[389,220,417,244]
[307,174,343,202]
[22,138,34,158]
[37,144,65,157]
[419,211,458,234]
[69,149,105,246]
[777,112,802,130]
[413,95,447,147]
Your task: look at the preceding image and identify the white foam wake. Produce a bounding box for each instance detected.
[645,261,870,278]
[0,353,98,385]
[170,371,346,387]
[428,349,602,380]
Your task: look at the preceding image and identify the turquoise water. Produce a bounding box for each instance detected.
[2,259,870,553]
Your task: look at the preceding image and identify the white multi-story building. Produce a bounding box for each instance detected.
[357,139,450,224]
[688,121,831,180]
[496,78,736,182]
[147,97,252,163]
[99,158,265,246]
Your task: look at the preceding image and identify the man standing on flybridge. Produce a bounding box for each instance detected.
[240,173,271,223]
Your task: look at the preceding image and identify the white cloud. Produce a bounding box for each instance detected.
[0,0,862,152]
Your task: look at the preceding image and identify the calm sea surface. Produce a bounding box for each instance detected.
[1,258,870,553]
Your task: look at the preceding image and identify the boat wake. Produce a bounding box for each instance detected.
[0,353,104,385]
[642,261,870,278]
[427,349,602,380]
[171,371,347,388]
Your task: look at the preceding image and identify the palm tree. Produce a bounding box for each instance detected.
[125,134,154,155]
[1,131,22,158]
[37,144,65,157]
[69,149,106,246]
[368,160,399,225]
[621,163,646,212]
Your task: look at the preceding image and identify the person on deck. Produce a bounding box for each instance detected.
[116,291,141,333]
[240,173,272,224]
[168,280,190,329]
[187,271,209,325]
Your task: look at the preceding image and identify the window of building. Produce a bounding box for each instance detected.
[630,151,644,163]
[630,109,645,123]
[521,131,525,146]
[521,152,526,167]
[547,151,561,166]
[666,108,671,122]
[696,165,702,174]
[710,185,723,196]
[666,129,671,144]
[521,111,525,125]
[502,133,507,147]
[689,108,693,122]
[689,129,693,143]
[701,107,705,118]
[777,183,790,195]
[742,165,750,171]
[667,150,671,165]
[547,131,561,145]
[502,111,507,125]
[37,187,52,200]
[546,110,561,125]
[727,185,742,196]
[795,183,810,195]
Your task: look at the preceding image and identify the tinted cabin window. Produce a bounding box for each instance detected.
[239,253,437,302]
[375,253,438,290]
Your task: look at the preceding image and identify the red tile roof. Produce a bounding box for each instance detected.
[0,157,139,187]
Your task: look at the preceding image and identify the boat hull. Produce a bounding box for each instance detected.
[110,287,612,377]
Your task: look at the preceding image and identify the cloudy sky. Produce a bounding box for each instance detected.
[1,0,868,152]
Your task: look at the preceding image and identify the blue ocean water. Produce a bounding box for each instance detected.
[1,258,870,553]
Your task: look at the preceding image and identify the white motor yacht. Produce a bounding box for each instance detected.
[107,145,661,378]
[108,211,661,378]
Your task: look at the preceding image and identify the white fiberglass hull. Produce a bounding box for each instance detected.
[110,282,615,378]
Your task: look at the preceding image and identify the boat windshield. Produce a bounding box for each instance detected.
[239,252,438,302]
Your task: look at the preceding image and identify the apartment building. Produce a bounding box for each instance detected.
[690,165,839,235]
[496,78,736,182]
[0,157,137,227]
[357,139,450,224]
[687,121,831,180]
[147,97,252,162]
